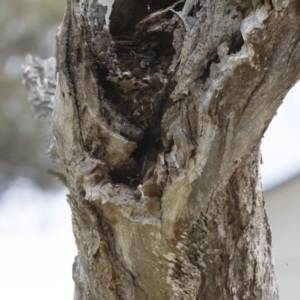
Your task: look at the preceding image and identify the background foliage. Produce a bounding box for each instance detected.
[0,0,65,192]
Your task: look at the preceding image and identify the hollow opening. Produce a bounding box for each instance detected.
[108,134,163,188]
[149,0,184,13]
[131,133,164,178]
[198,54,220,82]
[109,0,184,36]
[228,33,244,54]
[188,1,202,17]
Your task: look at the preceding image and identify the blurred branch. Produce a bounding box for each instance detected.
[22,55,65,185]
[47,168,67,186]
[22,55,56,119]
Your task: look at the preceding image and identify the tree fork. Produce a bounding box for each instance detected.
[23,0,300,299]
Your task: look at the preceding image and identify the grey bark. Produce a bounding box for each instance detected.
[23,0,300,299]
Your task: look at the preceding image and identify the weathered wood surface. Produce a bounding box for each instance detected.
[23,0,300,299]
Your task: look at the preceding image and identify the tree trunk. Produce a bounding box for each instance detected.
[23,0,300,299]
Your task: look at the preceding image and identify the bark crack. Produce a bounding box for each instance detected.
[64,1,86,149]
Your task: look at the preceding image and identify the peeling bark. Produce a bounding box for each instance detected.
[23,0,300,299]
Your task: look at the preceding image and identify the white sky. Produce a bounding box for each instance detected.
[0,179,76,300]
[261,80,300,190]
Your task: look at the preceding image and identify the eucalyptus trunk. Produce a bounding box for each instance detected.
[23,0,300,299]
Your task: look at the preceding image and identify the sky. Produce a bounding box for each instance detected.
[261,80,300,190]
[0,180,76,300]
